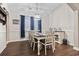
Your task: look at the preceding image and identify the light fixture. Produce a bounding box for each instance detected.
[34,3,40,19]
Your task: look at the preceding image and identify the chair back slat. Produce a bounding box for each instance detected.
[45,32,55,43]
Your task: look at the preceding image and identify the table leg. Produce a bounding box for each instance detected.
[54,41,55,51]
[38,40,40,55]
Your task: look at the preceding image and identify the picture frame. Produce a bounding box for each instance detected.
[13,19,19,24]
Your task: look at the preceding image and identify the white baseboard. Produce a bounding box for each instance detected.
[0,45,6,54]
[73,47,79,51]
[68,42,74,46]
[7,39,29,44]
[55,41,62,44]
[1,39,28,54]
[55,40,74,47]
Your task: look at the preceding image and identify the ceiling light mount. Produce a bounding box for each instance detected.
[34,3,40,18]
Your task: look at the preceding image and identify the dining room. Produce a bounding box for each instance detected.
[0,3,79,56]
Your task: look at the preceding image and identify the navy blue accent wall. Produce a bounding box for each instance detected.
[38,19,42,32]
[30,16,34,30]
[20,15,25,38]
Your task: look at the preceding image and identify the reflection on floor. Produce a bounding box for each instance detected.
[0,40,79,56]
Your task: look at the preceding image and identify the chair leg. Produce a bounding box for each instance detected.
[31,42,32,48]
[53,42,55,52]
[45,45,47,55]
[33,43,35,51]
[52,44,55,53]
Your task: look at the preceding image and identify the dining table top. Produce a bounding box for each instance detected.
[34,32,47,36]
[34,33,47,40]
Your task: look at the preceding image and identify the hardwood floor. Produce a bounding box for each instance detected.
[0,40,79,56]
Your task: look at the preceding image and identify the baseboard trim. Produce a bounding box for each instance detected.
[0,45,6,54]
[68,42,74,46]
[73,47,79,51]
[55,41,62,44]
[7,39,29,44]
[55,41,74,47]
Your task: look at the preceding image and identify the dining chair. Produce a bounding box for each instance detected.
[28,31,33,48]
[29,31,38,51]
[40,32,55,55]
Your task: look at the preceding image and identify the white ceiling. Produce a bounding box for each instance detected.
[7,3,63,15]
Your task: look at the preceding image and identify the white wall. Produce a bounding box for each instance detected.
[0,24,6,53]
[49,4,75,46]
[41,14,50,33]
[8,6,24,41]
[73,10,79,50]
[0,3,8,53]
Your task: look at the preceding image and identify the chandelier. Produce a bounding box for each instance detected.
[34,3,40,19]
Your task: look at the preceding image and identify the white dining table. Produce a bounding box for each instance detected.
[34,33,47,55]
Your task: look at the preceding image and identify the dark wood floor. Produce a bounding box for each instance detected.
[0,40,79,56]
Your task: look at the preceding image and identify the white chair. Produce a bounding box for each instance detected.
[29,31,34,48]
[40,32,55,55]
[29,31,38,51]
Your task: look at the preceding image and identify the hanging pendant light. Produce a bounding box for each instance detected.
[34,3,40,19]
